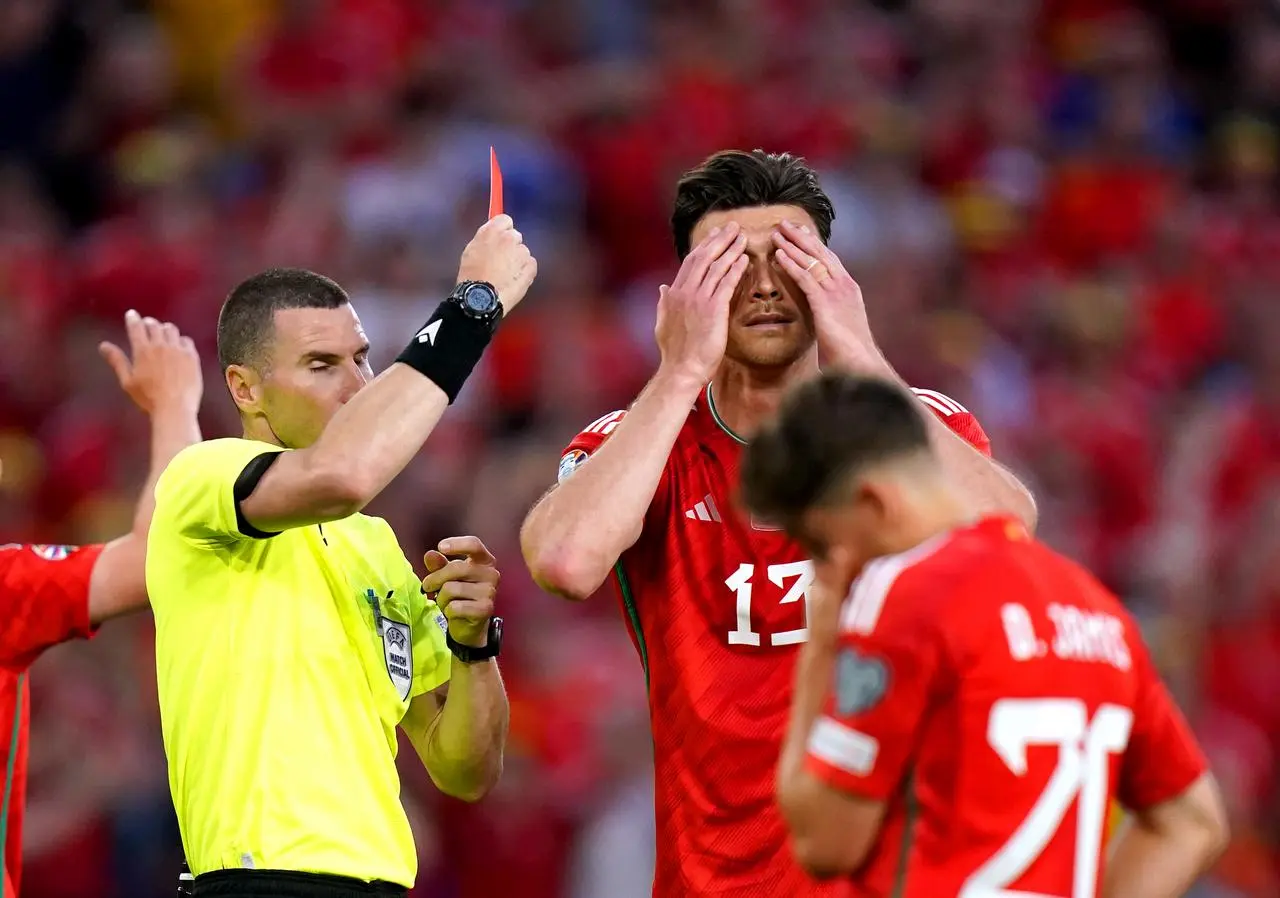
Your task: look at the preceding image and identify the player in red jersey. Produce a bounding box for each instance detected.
[1,311,203,898]
[521,150,1037,896]
[739,372,1229,898]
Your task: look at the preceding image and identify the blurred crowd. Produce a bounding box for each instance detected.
[2,0,1280,895]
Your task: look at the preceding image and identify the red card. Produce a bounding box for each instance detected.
[488,147,504,219]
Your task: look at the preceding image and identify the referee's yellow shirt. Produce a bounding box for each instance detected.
[146,438,451,886]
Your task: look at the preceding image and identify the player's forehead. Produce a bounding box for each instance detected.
[690,204,816,251]
[270,305,368,361]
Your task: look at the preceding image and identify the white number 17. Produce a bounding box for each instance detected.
[962,699,1133,898]
[724,561,815,647]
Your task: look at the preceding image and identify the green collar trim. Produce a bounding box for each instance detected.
[705,384,747,445]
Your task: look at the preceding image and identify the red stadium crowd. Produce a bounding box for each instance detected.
[1,0,1279,895]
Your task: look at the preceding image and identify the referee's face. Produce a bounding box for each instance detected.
[260,305,374,448]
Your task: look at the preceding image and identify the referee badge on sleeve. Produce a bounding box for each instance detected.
[382,619,413,701]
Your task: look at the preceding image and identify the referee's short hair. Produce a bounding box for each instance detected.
[217,268,350,372]
[740,373,932,528]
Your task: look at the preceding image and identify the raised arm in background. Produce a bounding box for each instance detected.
[86,311,204,623]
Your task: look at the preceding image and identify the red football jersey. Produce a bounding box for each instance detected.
[560,385,991,897]
[806,517,1208,898]
[0,542,102,898]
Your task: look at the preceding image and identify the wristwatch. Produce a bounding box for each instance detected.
[447,280,503,329]
[446,616,503,663]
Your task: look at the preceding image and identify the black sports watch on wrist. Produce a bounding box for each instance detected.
[446,616,503,663]
[447,280,503,329]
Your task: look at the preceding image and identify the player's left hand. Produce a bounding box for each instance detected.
[771,221,887,373]
[100,309,203,417]
[422,536,500,648]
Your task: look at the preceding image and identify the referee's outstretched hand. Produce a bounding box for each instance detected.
[456,214,537,313]
[422,536,500,649]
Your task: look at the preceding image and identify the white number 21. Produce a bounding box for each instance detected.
[724,561,815,647]
[962,699,1133,898]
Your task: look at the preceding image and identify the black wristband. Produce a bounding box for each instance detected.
[446,617,503,662]
[395,300,495,403]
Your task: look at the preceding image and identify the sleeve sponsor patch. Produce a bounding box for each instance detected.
[557,449,589,483]
[1,543,78,561]
[808,717,881,776]
[834,647,890,716]
[31,545,76,561]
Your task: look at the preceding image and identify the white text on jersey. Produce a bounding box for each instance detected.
[1001,602,1132,670]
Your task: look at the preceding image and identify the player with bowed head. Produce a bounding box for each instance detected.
[739,372,1228,898]
[521,149,1037,896]
[1,312,204,898]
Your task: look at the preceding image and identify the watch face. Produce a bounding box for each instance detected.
[463,283,499,315]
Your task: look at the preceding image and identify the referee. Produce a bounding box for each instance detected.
[146,216,535,898]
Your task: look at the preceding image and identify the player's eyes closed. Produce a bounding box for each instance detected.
[749,246,784,272]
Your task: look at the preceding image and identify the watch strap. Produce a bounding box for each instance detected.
[446,617,503,662]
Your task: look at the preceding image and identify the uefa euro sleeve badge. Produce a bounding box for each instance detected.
[834,647,889,717]
[382,618,413,701]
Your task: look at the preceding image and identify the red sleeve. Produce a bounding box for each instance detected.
[804,555,944,800]
[558,409,627,483]
[0,543,103,672]
[911,388,992,457]
[1117,638,1208,811]
[559,407,674,521]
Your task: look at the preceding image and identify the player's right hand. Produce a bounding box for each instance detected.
[655,222,749,384]
[99,310,203,417]
[811,545,857,643]
[456,214,538,312]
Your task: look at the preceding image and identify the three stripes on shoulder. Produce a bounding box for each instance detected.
[910,388,968,418]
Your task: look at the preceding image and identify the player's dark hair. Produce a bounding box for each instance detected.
[671,149,835,259]
[740,373,932,530]
[217,268,350,371]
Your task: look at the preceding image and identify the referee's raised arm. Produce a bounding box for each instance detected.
[234,215,536,534]
[145,216,534,898]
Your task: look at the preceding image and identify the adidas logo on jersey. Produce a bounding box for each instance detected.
[682,495,783,530]
[685,494,721,523]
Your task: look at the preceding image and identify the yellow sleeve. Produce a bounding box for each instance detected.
[411,590,452,697]
[375,523,451,697]
[154,438,286,543]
